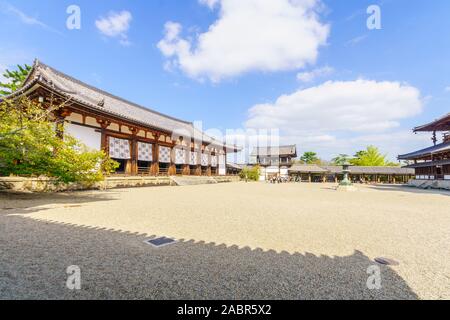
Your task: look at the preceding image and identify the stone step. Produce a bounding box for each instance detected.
[170,176,218,186]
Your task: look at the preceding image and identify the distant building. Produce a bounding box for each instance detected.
[289,165,414,184]
[398,113,450,184]
[250,145,297,180]
[226,162,244,176]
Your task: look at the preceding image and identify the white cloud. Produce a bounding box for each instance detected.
[445,86,450,92]
[297,66,334,82]
[95,11,132,46]
[158,0,329,82]
[199,0,220,9]
[346,34,368,46]
[1,2,62,35]
[245,79,425,160]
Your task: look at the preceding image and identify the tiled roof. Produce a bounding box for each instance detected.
[404,159,450,168]
[398,142,450,160]
[322,166,415,175]
[250,145,297,156]
[226,162,244,170]
[18,60,236,150]
[288,164,328,173]
[413,113,450,132]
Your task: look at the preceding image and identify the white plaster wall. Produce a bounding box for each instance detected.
[266,166,280,173]
[65,123,101,151]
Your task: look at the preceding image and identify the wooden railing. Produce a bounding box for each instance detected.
[137,167,151,175]
[444,133,450,143]
[158,167,169,175]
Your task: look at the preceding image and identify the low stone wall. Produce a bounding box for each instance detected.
[105,176,174,189]
[0,175,239,193]
[214,176,241,183]
[408,179,450,190]
[0,176,89,193]
[0,176,174,193]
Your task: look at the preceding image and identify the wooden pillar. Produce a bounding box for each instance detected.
[55,108,72,139]
[182,149,190,175]
[129,127,139,176]
[335,176,338,183]
[168,147,176,175]
[55,116,65,139]
[308,173,312,183]
[168,164,176,176]
[130,139,138,175]
[151,143,159,176]
[322,175,326,183]
[97,119,111,152]
[101,132,108,153]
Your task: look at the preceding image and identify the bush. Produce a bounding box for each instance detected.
[0,97,118,183]
[239,165,261,181]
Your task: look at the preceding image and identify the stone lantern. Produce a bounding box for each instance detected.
[337,161,356,191]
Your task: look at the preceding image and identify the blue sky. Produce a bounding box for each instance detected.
[1,0,449,162]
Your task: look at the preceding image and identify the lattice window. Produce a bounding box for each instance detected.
[109,137,131,160]
[189,151,198,165]
[138,142,152,161]
[218,155,226,169]
[211,155,217,167]
[159,146,171,163]
[201,153,209,166]
[175,148,186,164]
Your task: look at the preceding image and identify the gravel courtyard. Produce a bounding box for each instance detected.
[1,182,449,300]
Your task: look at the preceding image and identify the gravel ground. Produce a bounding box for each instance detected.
[0,182,449,299]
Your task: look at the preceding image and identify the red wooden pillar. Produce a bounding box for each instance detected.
[168,147,176,175]
[151,143,160,176]
[129,127,139,176]
[97,119,111,167]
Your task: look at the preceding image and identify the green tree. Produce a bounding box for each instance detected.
[350,146,388,166]
[0,97,118,183]
[300,151,319,164]
[239,165,261,181]
[0,64,32,96]
[331,154,351,165]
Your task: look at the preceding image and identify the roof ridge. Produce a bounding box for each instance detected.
[255,144,296,148]
[414,112,450,132]
[35,60,193,126]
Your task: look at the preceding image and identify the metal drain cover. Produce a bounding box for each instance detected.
[144,237,177,248]
[375,257,399,266]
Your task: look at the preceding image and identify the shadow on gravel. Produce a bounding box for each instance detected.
[0,212,419,300]
[367,184,450,196]
[0,191,119,214]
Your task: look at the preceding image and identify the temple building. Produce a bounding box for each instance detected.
[8,60,239,176]
[289,165,414,183]
[398,113,450,184]
[249,145,297,180]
